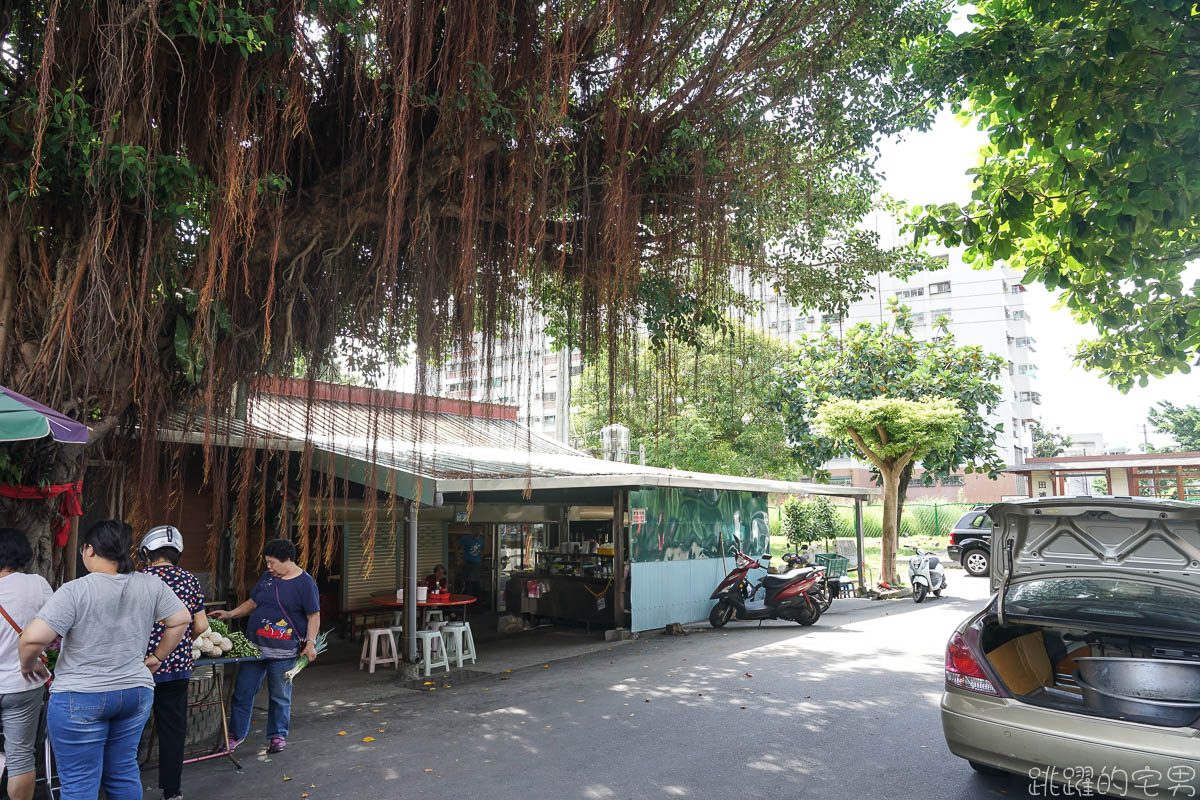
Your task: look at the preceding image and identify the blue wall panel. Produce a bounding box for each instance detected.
[631,559,730,632]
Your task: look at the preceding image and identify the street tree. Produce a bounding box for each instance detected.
[1030,422,1072,458]
[913,0,1200,389]
[815,397,965,585]
[574,325,798,478]
[0,1,948,574]
[1148,402,1200,452]
[775,304,1007,522]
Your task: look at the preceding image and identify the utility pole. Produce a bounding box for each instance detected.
[1143,424,1150,452]
[555,345,570,444]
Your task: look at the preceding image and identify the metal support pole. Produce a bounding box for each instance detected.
[854,498,866,596]
[612,489,625,629]
[404,501,419,662]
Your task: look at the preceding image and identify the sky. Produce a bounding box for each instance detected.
[874,110,1197,452]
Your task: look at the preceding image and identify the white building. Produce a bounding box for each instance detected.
[1063,432,1106,457]
[427,315,581,442]
[741,249,1039,472]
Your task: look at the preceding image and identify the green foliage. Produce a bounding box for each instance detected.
[912,0,1200,389]
[1147,401,1200,452]
[1030,421,1072,458]
[776,306,1007,482]
[574,323,797,478]
[815,397,966,467]
[815,502,976,539]
[780,496,838,550]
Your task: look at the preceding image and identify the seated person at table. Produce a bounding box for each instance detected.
[424,564,447,593]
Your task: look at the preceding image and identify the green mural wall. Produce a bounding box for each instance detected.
[628,488,769,562]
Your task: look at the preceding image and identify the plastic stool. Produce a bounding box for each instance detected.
[414,629,449,676]
[360,628,398,673]
[441,622,477,668]
[423,609,445,629]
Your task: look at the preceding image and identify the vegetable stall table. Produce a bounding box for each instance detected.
[181,655,264,771]
[369,592,477,629]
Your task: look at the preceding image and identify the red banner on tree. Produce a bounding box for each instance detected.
[0,481,84,546]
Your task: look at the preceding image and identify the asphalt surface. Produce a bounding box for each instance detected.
[172,574,1041,800]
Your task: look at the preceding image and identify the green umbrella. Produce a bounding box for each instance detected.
[0,386,89,444]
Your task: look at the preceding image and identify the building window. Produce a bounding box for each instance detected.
[828,476,852,486]
[909,312,925,325]
[929,281,951,295]
[1038,481,1047,489]
[932,307,952,321]
[822,313,842,324]
[544,415,556,425]
[543,392,556,402]
[941,475,965,487]
[569,366,582,376]
[1018,391,1042,404]
[894,287,924,300]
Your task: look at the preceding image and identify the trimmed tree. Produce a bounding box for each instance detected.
[775,305,1007,525]
[814,397,965,585]
[781,496,839,554]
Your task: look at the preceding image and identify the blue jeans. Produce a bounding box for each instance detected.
[46,688,153,800]
[229,658,293,741]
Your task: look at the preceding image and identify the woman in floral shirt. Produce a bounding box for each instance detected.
[139,526,208,800]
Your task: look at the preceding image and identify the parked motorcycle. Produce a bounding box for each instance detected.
[709,540,824,627]
[909,548,947,603]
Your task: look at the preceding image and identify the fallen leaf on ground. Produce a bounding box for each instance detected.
[378,729,385,733]
[336,731,347,736]
[543,664,549,668]
[371,709,381,712]
[362,737,376,742]
[744,673,753,678]
[424,769,432,773]
[283,776,292,782]
[423,682,434,686]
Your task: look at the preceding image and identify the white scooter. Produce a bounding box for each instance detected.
[909,548,946,603]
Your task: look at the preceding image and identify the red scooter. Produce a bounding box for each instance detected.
[708,541,824,628]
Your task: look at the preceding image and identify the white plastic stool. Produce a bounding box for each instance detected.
[441,622,477,668]
[413,629,449,676]
[423,609,444,628]
[360,628,398,673]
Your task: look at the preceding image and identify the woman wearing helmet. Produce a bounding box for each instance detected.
[139,525,209,800]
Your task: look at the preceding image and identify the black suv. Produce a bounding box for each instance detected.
[946,507,992,577]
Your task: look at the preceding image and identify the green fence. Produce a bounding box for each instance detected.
[829,502,975,539]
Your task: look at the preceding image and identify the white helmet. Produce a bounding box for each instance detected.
[140,525,184,554]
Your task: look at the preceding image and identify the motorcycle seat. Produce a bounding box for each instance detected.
[761,568,814,587]
[924,555,941,569]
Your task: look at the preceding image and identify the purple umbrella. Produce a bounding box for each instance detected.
[0,385,90,444]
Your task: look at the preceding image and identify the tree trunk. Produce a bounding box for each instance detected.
[879,465,901,586]
[0,444,86,580]
[895,461,914,540]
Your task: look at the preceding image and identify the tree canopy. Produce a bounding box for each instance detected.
[815,396,964,584]
[574,324,797,478]
[1030,421,1071,458]
[775,304,1007,495]
[0,0,949,571]
[913,0,1200,390]
[1148,401,1200,452]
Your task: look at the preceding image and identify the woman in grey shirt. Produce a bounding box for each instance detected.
[19,521,190,800]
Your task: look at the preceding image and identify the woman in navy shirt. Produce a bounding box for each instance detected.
[211,539,319,754]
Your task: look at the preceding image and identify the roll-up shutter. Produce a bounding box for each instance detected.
[344,520,398,611]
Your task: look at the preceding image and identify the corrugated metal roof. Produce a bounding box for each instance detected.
[160,393,875,500]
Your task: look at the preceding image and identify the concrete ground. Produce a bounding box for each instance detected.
[162,571,1044,799]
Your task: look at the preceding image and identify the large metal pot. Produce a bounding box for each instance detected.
[1075,657,1200,702]
[1075,672,1200,727]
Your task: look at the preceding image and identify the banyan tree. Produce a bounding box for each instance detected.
[0,0,945,577]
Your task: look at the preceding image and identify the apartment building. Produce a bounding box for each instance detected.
[428,318,581,442]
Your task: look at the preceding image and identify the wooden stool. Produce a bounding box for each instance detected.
[441,622,477,668]
[413,629,449,676]
[360,628,398,673]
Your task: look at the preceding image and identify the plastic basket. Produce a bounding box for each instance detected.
[815,553,849,578]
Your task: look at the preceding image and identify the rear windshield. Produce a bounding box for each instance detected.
[1005,578,1200,637]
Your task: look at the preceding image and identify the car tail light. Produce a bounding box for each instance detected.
[945,632,1000,695]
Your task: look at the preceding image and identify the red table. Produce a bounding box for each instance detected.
[370,592,477,629]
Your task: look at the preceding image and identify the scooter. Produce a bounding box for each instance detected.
[909,548,947,603]
[709,540,824,627]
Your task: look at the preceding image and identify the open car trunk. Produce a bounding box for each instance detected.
[978,614,1200,729]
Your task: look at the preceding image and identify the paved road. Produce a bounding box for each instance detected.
[175,574,1039,799]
